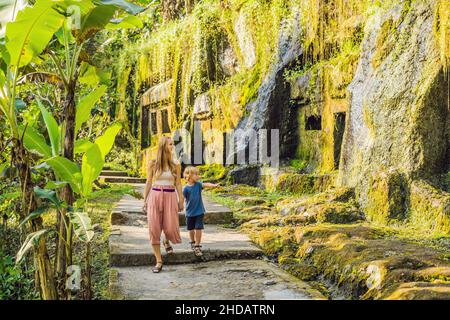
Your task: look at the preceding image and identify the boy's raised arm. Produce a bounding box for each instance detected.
[202,182,219,188]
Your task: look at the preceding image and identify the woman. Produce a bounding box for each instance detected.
[143,136,184,273]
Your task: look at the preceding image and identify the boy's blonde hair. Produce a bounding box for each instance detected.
[183,166,199,181]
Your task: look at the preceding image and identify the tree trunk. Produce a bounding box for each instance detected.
[161,0,184,22]
[55,75,77,298]
[12,138,58,300]
[32,218,58,300]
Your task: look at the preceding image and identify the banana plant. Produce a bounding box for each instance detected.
[1,0,144,299]
[66,210,94,299]
[44,122,123,200]
[43,0,143,287]
[16,186,67,264]
[20,115,122,297]
[21,99,123,210]
[46,122,122,298]
[1,0,67,300]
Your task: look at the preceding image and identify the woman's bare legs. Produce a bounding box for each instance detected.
[152,244,163,266]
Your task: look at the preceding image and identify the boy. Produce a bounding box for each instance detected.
[183,166,219,257]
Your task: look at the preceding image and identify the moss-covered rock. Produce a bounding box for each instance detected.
[238,205,273,215]
[275,187,356,215]
[384,282,450,300]
[306,202,364,224]
[279,257,319,281]
[274,173,335,195]
[410,180,450,234]
[338,0,449,232]
[365,170,409,224]
[237,197,269,206]
[277,201,363,225]
[228,165,261,187]
[197,164,230,182]
[247,223,450,299]
[211,184,266,197]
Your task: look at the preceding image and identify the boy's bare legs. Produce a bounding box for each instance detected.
[193,229,203,256]
[189,230,195,243]
[195,229,202,245]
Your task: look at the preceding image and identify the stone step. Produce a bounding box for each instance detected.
[111,210,233,226]
[111,194,233,226]
[100,170,129,177]
[109,225,262,267]
[99,176,147,184]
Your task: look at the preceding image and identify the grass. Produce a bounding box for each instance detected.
[40,184,135,300]
[205,184,285,227]
[84,184,135,299]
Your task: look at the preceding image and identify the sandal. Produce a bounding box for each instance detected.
[163,240,174,254]
[189,241,195,250]
[194,245,203,257]
[152,261,163,273]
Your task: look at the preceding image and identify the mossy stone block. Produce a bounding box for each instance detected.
[410,180,450,234]
[365,170,408,224]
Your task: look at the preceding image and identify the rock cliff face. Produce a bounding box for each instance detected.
[336,1,449,224]
[235,9,302,159]
[129,0,449,232]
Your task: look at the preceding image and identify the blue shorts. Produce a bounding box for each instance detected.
[186,214,204,230]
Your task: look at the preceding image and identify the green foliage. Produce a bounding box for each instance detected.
[0,0,146,300]
[77,4,117,44]
[78,62,111,87]
[106,15,143,29]
[68,211,94,242]
[104,144,136,172]
[0,182,21,222]
[4,0,64,68]
[81,143,103,197]
[75,85,108,134]
[34,186,63,207]
[290,159,308,171]
[19,207,47,228]
[197,164,229,182]
[94,122,122,159]
[37,101,60,157]
[46,123,122,197]
[0,251,38,300]
[16,229,48,264]
[20,125,53,158]
[46,156,83,194]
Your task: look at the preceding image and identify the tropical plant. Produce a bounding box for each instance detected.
[39,1,143,293]
[0,0,144,299]
[19,99,122,297]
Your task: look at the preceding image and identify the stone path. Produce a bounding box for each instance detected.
[111,260,324,300]
[110,224,262,266]
[108,183,325,300]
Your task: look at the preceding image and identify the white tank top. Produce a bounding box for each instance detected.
[154,170,175,186]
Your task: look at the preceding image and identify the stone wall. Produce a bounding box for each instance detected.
[337,1,449,218]
[134,0,450,233]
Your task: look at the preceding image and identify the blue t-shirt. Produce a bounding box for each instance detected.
[183,182,205,217]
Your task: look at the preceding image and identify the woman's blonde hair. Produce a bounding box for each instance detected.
[183,166,199,181]
[154,136,177,179]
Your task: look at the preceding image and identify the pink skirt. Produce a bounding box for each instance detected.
[146,185,182,245]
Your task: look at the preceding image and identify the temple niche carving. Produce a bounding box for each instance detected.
[140,79,174,149]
